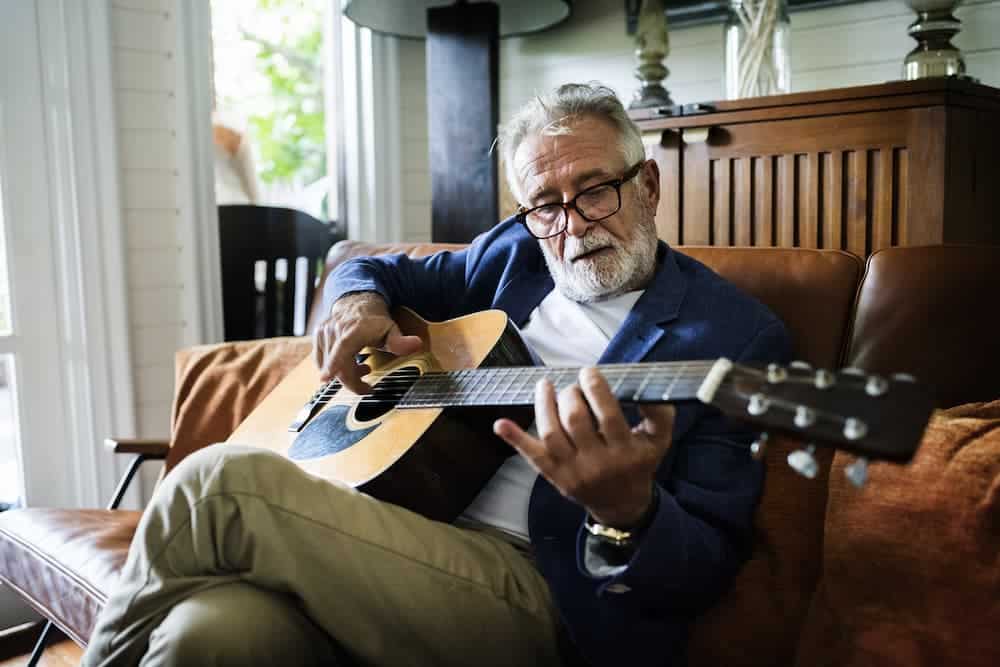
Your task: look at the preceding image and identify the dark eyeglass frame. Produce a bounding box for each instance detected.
[515,161,646,239]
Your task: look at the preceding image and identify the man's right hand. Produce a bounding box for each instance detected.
[312,292,423,394]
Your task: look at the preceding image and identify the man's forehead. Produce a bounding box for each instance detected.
[513,125,622,198]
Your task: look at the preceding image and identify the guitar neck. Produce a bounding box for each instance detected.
[398,361,716,408]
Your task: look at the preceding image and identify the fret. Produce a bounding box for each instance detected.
[612,370,643,403]
[633,371,653,402]
[497,367,519,405]
[509,369,534,405]
[661,362,687,400]
[547,368,569,394]
[479,368,501,406]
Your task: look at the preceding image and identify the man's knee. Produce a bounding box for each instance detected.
[162,443,279,494]
[143,583,336,667]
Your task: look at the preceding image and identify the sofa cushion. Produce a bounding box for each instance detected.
[0,509,140,646]
[795,399,1000,667]
[848,245,1000,408]
[682,247,863,369]
[167,336,312,474]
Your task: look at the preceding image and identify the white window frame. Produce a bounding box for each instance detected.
[0,0,137,509]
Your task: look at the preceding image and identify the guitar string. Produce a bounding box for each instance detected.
[310,380,708,407]
[309,371,715,394]
[313,364,720,391]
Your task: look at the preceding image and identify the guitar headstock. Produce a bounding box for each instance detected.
[702,360,934,482]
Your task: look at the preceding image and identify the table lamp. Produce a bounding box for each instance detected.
[342,0,572,242]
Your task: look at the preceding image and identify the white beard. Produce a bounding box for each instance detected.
[540,204,659,303]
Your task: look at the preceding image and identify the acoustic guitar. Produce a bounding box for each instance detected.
[228,307,935,521]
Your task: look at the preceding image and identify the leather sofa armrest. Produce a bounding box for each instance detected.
[103,438,170,458]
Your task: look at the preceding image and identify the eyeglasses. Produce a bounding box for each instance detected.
[515,161,645,239]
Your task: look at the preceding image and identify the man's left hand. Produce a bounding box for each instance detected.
[493,368,676,528]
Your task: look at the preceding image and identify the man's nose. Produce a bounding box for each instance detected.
[564,206,591,237]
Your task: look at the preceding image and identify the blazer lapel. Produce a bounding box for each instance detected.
[492,270,554,328]
[598,243,687,364]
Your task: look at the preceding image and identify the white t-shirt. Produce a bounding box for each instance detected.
[457,288,644,542]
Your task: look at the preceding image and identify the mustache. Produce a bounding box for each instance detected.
[563,230,620,262]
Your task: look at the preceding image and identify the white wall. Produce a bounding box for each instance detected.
[110,0,186,441]
[397,0,1000,242]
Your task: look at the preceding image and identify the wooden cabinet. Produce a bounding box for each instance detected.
[630,79,1000,256]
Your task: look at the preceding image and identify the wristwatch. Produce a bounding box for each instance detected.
[584,486,660,549]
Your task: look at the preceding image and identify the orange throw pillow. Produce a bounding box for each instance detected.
[796,400,1000,667]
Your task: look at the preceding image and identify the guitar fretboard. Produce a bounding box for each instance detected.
[397,362,715,408]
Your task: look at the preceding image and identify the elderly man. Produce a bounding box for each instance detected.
[83,83,789,667]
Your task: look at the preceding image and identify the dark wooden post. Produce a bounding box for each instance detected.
[426,1,499,243]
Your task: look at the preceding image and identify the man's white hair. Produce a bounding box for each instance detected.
[497,82,646,201]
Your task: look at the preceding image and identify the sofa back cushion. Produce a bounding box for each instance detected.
[847,244,1000,408]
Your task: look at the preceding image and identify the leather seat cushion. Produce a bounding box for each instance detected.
[0,508,140,646]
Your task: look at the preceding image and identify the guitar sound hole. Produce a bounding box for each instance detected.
[355,366,422,422]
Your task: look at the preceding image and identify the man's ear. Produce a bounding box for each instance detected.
[640,158,660,209]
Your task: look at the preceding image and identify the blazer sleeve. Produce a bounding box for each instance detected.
[320,220,528,322]
[577,318,791,611]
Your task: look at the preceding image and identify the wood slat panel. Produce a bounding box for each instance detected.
[845,150,868,256]
[683,141,711,245]
[872,147,895,252]
[823,151,844,249]
[711,158,731,245]
[894,147,908,246]
[733,158,752,246]
[777,154,796,247]
[801,153,820,248]
[753,156,774,246]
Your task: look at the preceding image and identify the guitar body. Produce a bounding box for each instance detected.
[228,308,535,521]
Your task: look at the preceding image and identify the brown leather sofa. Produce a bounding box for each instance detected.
[1,242,998,666]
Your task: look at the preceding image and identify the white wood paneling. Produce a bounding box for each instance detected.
[131,323,186,366]
[127,248,183,288]
[119,129,178,169]
[116,90,176,129]
[125,209,183,249]
[129,287,185,327]
[134,362,175,406]
[112,6,173,52]
[394,0,1000,240]
[111,0,186,444]
[115,50,176,91]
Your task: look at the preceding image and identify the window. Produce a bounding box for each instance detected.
[210,0,339,224]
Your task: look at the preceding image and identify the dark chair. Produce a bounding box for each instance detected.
[218,205,340,340]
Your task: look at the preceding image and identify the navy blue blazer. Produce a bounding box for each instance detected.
[324,218,791,666]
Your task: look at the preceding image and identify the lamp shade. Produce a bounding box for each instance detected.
[342,0,571,39]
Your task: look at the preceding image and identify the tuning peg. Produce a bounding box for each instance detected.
[789,360,812,371]
[891,372,916,383]
[843,417,868,441]
[844,457,869,488]
[750,432,769,460]
[814,369,835,389]
[842,367,865,376]
[747,393,770,416]
[787,444,819,479]
[865,375,888,396]
[766,364,787,383]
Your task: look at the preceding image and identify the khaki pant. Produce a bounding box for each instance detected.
[82,444,562,667]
